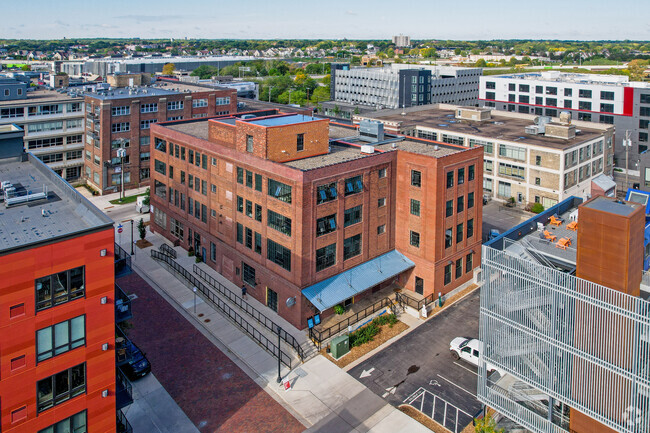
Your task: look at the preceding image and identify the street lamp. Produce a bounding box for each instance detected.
[117,146,126,201]
[268,86,274,103]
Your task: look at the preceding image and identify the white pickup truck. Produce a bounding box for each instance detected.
[449,337,503,375]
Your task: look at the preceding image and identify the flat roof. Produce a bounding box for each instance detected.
[0,88,81,107]
[0,154,113,253]
[165,120,210,140]
[236,99,311,114]
[85,81,226,101]
[583,196,639,216]
[364,105,607,150]
[247,114,320,127]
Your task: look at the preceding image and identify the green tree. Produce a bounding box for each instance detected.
[137,218,146,241]
[475,59,487,68]
[20,64,31,71]
[420,47,437,58]
[474,414,504,433]
[311,86,330,103]
[408,48,420,57]
[386,48,395,58]
[162,63,175,75]
[143,188,150,206]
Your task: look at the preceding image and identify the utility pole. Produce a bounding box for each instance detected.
[117,143,126,201]
[268,86,274,103]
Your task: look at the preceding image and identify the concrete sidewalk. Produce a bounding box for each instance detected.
[118,229,431,433]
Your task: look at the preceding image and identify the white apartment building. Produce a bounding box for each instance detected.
[355,105,614,209]
[479,71,650,169]
[0,82,85,182]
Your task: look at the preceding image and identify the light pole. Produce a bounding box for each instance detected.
[268,86,274,103]
[117,138,127,201]
[130,219,134,255]
[193,287,198,313]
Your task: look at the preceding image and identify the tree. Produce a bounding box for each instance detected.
[475,59,487,68]
[162,63,175,75]
[143,188,150,206]
[474,414,504,433]
[20,64,31,71]
[137,218,146,241]
[386,48,395,58]
[311,86,330,104]
[421,47,437,58]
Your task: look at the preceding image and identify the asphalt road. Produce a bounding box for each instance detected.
[349,290,482,429]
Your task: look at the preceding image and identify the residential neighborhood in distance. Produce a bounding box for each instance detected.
[1,2,649,433]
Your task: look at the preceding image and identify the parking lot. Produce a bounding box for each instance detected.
[482,200,532,242]
[349,290,482,432]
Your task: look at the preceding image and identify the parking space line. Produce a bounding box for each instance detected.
[437,374,476,397]
[453,362,479,377]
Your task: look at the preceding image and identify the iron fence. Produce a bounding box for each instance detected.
[193,264,304,361]
[151,250,292,368]
[159,243,177,259]
[399,291,435,311]
[309,296,394,350]
[114,242,131,276]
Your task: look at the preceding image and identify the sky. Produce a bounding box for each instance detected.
[2,0,649,41]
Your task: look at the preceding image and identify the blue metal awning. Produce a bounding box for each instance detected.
[302,250,415,312]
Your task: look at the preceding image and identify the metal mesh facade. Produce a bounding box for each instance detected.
[479,245,650,433]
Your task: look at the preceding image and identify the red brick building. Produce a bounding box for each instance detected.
[84,80,236,194]
[0,125,126,432]
[149,113,483,329]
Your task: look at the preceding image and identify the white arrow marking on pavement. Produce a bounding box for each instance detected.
[359,368,375,379]
[382,386,397,398]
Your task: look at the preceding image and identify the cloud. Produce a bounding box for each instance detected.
[113,14,185,22]
[54,20,70,27]
[346,10,357,15]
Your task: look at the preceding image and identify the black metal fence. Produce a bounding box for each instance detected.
[116,368,133,410]
[309,296,394,350]
[117,409,133,433]
[159,243,177,259]
[193,264,305,361]
[399,291,435,311]
[115,283,133,323]
[151,250,292,368]
[114,242,132,276]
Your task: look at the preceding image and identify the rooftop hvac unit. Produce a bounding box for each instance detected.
[525,125,542,135]
[359,119,384,142]
[360,145,375,154]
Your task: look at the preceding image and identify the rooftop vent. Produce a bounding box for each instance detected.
[359,119,384,142]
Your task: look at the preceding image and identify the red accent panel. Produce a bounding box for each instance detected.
[623,87,635,117]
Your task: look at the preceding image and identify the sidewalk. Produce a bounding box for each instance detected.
[76,185,149,209]
[119,229,431,433]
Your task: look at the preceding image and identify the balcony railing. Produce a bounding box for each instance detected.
[117,409,133,433]
[115,368,133,410]
[115,283,132,323]
[115,243,132,277]
[115,325,135,366]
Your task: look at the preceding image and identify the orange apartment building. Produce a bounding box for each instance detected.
[148,112,483,329]
[0,124,129,432]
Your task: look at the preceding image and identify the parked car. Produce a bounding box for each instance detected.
[135,196,150,213]
[120,340,151,380]
[449,337,502,375]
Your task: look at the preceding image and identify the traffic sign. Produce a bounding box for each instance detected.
[117,224,123,234]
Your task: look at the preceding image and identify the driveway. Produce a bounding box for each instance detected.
[349,290,482,431]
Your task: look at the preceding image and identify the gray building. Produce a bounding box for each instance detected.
[0,78,85,182]
[0,77,28,101]
[479,72,650,172]
[324,64,481,119]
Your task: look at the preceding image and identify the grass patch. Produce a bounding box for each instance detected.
[109,193,147,205]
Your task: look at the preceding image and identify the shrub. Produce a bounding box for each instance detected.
[349,322,380,347]
[530,203,545,214]
[334,304,345,315]
[374,313,397,327]
[188,247,195,257]
[195,253,202,263]
[137,218,146,240]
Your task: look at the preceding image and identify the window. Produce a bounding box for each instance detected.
[36,267,85,311]
[245,170,253,188]
[498,163,525,180]
[456,223,463,243]
[111,106,130,116]
[411,170,421,187]
[377,224,386,235]
[410,231,420,248]
[508,83,516,91]
[317,182,338,204]
[236,167,244,184]
[446,200,453,217]
[466,253,473,273]
[484,159,493,172]
[216,96,231,105]
[485,81,495,90]
[641,119,650,129]
[579,101,592,111]
[641,107,650,117]
[455,258,462,279]
[37,316,85,362]
[508,94,516,102]
[255,204,262,222]
[29,104,63,116]
[343,234,362,260]
[170,218,183,239]
[467,219,474,239]
[267,239,291,271]
[468,192,475,209]
[486,92,495,100]
[242,262,256,286]
[236,196,243,213]
[344,175,363,195]
[564,100,573,109]
[578,112,592,121]
[546,87,557,95]
[140,119,157,129]
[245,199,252,217]
[39,410,87,433]
[445,228,452,248]
[641,94,650,104]
[378,168,387,178]
[546,108,557,117]
[268,179,292,203]
[546,98,557,107]
[444,263,452,285]
[30,121,64,133]
[410,199,420,216]
[457,196,464,213]
[344,205,363,226]
[316,214,337,236]
[446,171,454,188]
[579,89,592,98]
[564,88,572,97]
[140,136,150,146]
[600,103,614,113]
[255,174,263,192]
[519,84,529,93]
[193,99,208,108]
[378,197,386,207]
[141,103,158,113]
[37,363,85,413]
[0,107,24,118]
[316,243,337,271]
[458,168,465,185]
[246,135,254,153]
[498,181,511,198]
[297,133,304,151]
[535,96,543,105]
[468,165,475,181]
[154,159,166,175]
[167,100,184,110]
[600,91,615,101]
[535,177,541,186]
[499,144,526,161]
[236,223,243,244]
[245,227,253,249]
[266,288,278,312]
[535,85,543,94]
[267,210,292,236]
[140,152,150,162]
